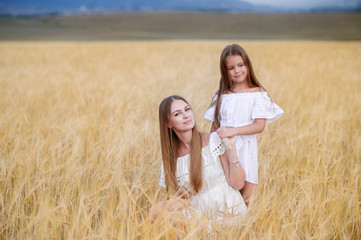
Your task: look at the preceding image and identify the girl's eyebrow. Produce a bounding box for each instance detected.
[171,105,189,114]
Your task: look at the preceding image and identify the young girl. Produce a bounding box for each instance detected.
[204,44,284,205]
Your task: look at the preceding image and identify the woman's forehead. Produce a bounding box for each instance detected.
[170,99,188,112]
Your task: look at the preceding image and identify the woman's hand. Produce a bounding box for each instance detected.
[149,196,191,223]
[216,126,237,139]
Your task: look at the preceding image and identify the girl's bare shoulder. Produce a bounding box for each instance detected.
[251,87,266,93]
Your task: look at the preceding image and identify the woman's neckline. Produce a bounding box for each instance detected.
[177,144,208,159]
[177,132,210,159]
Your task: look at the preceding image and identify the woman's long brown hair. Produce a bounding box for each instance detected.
[159,95,203,197]
[212,44,266,127]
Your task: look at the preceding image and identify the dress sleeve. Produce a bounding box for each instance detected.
[159,162,166,188]
[252,92,284,123]
[209,132,225,156]
[203,94,217,122]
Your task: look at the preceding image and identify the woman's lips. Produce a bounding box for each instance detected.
[183,120,192,124]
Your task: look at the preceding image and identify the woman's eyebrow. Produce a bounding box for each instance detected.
[171,105,189,114]
[171,110,180,114]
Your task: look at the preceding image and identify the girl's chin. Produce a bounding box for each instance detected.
[233,77,245,81]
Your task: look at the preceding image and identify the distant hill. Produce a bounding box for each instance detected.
[0,0,360,17]
[1,12,360,41]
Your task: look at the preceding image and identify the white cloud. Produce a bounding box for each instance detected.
[79,5,88,13]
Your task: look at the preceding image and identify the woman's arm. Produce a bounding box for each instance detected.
[219,136,245,190]
[216,118,266,139]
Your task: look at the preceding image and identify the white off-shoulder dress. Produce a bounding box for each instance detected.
[159,132,247,220]
[204,92,284,184]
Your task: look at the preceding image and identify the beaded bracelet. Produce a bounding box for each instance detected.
[229,159,240,167]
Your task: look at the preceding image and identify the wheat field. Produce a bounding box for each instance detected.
[0,41,360,239]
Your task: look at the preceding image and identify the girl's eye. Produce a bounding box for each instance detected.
[185,107,191,111]
[174,113,179,117]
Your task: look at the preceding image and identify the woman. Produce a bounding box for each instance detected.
[151,95,247,222]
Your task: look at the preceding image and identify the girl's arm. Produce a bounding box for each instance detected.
[219,136,245,190]
[216,118,266,139]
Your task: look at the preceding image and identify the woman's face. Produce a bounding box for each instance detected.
[168,99,195,132]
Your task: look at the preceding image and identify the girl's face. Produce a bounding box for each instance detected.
[168,99,195,132]
[226,55,248,85]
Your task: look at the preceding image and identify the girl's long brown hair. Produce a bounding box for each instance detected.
[159,95,203,197]
[212,44,266,127]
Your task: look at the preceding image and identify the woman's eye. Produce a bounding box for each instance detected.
[174,113,179,116]
[185,107,191,111]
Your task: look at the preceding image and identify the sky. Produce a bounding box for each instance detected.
[244,0,360,8]
[0,0,359,14]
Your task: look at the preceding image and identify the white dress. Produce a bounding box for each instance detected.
[204,92,284,184]
[159,132,247,220]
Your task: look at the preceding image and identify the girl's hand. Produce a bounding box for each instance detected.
[222,135,238,150]
[216,127,236,139]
